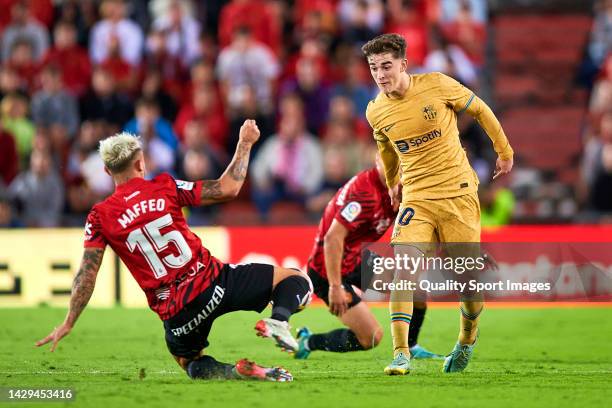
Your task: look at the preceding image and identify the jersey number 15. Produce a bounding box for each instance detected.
[126,214,192,279]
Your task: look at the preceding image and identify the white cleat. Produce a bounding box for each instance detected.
[255,318,299,353]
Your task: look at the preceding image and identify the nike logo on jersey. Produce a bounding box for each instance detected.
[383,123,395,133]
[124,191,141,202]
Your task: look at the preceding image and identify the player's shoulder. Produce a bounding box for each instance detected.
[365,92,385,124]
[422,72,463,91]
[152,172,175,185]
[88,201,103,216]
[87,199,112,226]
[413,71,447,88]
[338,169,379,217]
[355,167,377,184]
[148,172,183,194]
[345,169,378,199]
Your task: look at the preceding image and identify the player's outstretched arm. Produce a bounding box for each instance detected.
[200,119,260,205]
[439,73,514,179]
[465,99,514,179]
[36,247,105,351]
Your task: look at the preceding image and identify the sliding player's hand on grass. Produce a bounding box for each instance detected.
[36,321,73,352]
[329,285,349,316]
[493,156,513,180]
[35,247,103,353]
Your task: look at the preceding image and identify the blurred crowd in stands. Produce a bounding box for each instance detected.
[0,0,608,227]
[580,0,612,221]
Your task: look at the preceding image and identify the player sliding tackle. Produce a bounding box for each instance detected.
[36,120,312,382]
[363,34,513,374]
[294,154,441,360]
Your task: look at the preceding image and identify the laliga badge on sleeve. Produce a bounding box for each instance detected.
[175,180,194,191]
[341,201,362,222]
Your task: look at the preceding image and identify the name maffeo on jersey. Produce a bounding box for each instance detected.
[118,198,167,228]
[394,128,442,154]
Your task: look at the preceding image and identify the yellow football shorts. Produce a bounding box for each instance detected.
[391,191,481,245]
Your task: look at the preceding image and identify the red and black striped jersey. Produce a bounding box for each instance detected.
[307,168,396,279]
[83,173,223,320]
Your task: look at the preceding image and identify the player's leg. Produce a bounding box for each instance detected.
[385,248,413,375]
[173,353,235,379]
[438,192,483,372]
[339,301,383,348]
[301,303,382,352]
[254,266,312,351]
[386,204,437,375]
[270,266,313,321]
[408,301,444,359]
[163,296,234,380]
[442,299,482,373]
[220,263,311,352]
[408,301,426,350]
[173,353,292,382]
[163,291,292,382]
[295,276,382,358]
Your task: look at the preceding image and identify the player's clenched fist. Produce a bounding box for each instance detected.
[239,119,260,145]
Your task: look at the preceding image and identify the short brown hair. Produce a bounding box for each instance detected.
[361,33,407,59]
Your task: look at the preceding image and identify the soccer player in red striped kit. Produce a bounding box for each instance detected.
[36,120,312,382]
[294,155,441,360]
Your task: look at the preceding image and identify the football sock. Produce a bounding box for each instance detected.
[458,302,483,345]
[186,356,236,380]
[270,275,311,322]
[390,301,413,356]
[307,329,364,352]
[408,305,427,348]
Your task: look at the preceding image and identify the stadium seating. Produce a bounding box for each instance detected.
[493,14,592,220]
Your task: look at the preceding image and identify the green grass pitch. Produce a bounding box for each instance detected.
[1,306,611,408]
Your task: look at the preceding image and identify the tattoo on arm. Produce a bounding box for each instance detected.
[67,248,104,324]
[227,142,251,182]
[200,142,252,204]
[200,179,223,202]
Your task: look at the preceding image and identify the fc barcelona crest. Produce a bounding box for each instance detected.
[423,105,437,120]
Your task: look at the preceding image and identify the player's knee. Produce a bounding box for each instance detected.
[285,267,311,285]
[275,267,310,285]
[291,274,313,312]
[275,270,313,313]
[357,326,383,350]
[372,329,383,347]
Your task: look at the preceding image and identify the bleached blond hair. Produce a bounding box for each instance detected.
[99,132,142,173]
